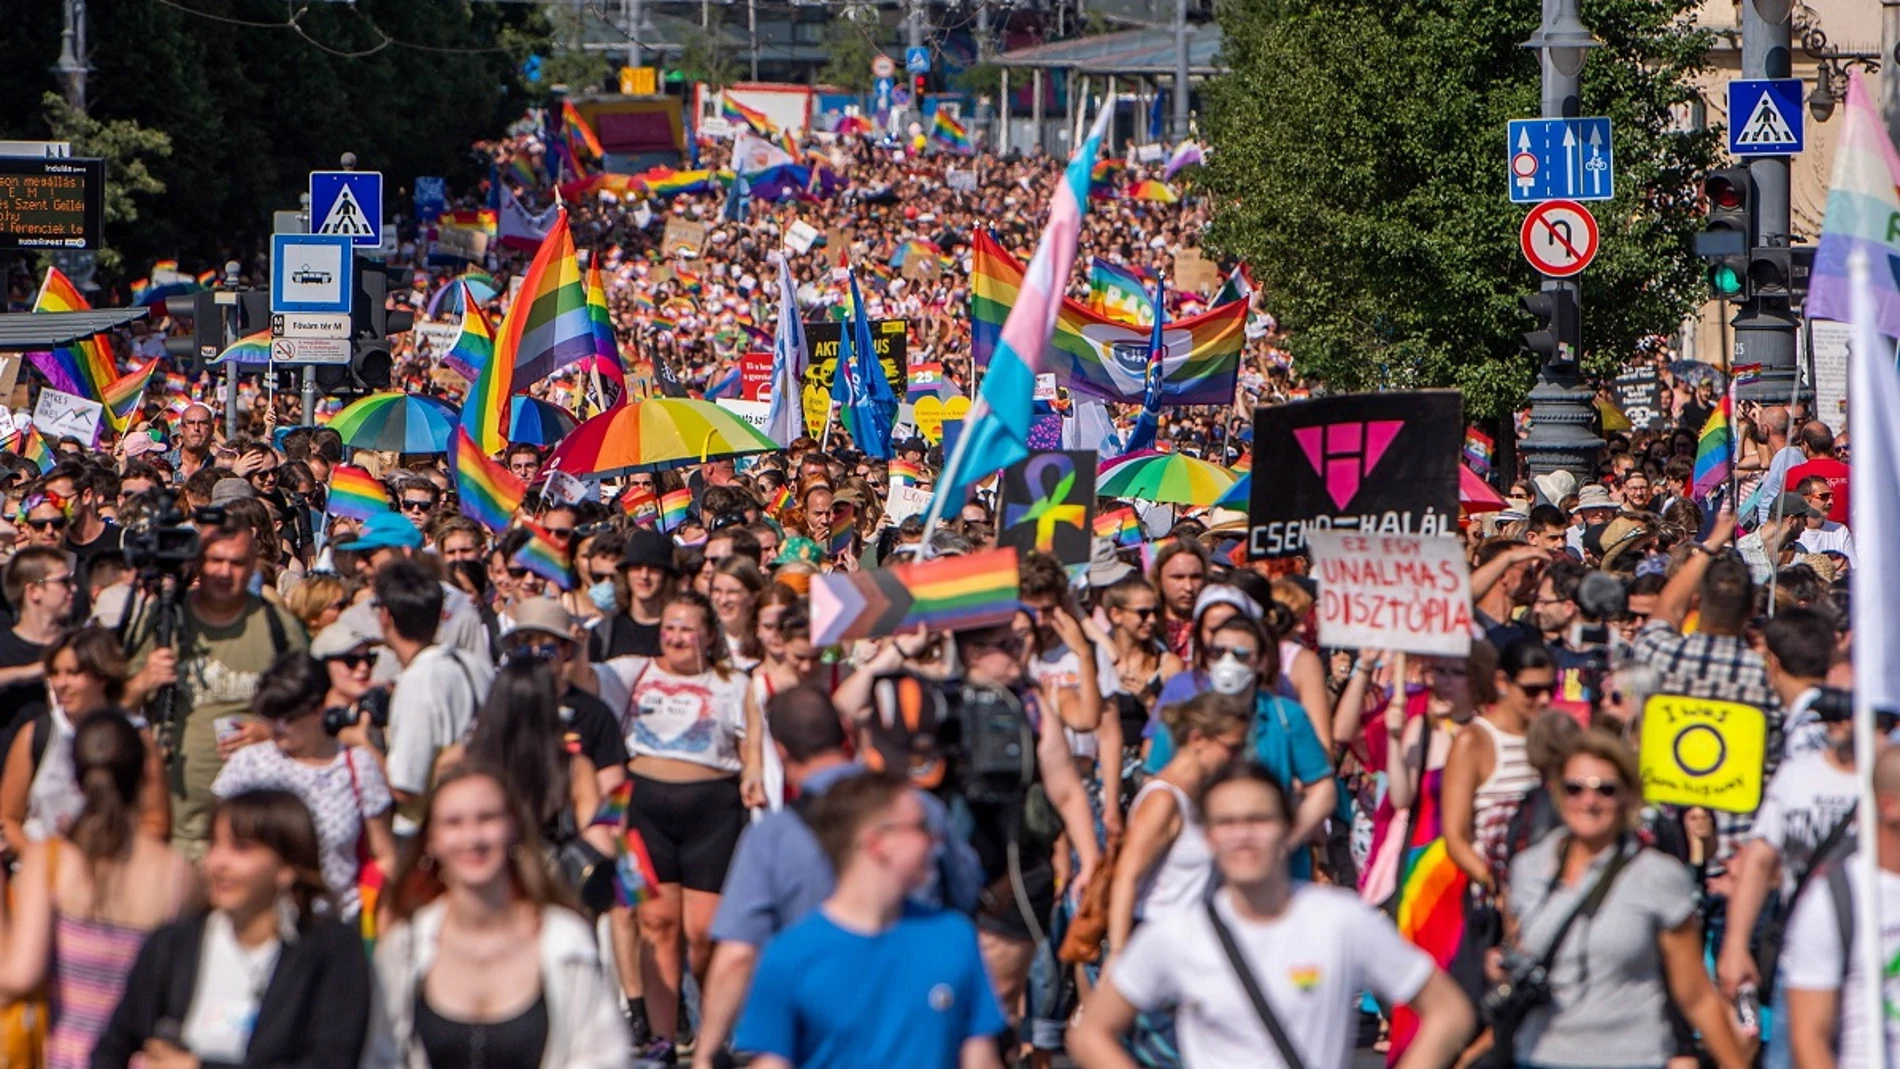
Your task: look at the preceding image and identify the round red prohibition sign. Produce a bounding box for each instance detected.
[1519,199,1599,278]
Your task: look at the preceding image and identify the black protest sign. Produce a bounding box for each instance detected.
[997,450,1097,566]
[1613,365,1664,431]
[1248,391,1462,559]
[802,319,908,395]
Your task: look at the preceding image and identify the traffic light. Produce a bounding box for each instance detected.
[1747,245,1793,303]
[323,257,416,395]
[1695,168,1753,302]
[1521,288,1579,367]
[162,292,220,379]
[913,74,925,100]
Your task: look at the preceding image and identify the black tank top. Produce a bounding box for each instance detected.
[413,986,549,1069]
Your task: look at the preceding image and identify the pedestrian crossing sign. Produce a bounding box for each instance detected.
[308,170,384,247]
[1727,79,1804,157]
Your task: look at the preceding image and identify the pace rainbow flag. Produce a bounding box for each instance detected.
[1088,258,1152,326]
[512,521,575,590]
[442,283,495,384]
[450,426,527,532]
[1692,392,1733,503]
[325,465,391,520]
[721,97,774,135]
[102,360,160,432]
[931,110,972,153]
[28,268,119,411]
[972,231,1244,406]
[658,488,693,532]
[1808,72,1900,338]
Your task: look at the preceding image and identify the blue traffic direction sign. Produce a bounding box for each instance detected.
[1507,117,1614,203]
[1727,79,1804,156]
[905,46,930,75]
[309,170,383,247]
[271,234,354,315]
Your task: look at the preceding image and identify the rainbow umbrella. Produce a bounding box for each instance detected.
[509,395,580,446]
[324,392,459,453]
[1214,473,1251,510]
[548,397,778,478]
[210,330,274,366]
[1097,450,1238,506]
[1128,180,1180,204]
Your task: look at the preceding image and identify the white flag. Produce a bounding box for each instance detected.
[499,186,558,251]
[765,255,809,444]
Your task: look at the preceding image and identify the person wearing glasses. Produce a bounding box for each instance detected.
[0,548,74,739]
[164,403,216,483]
[1791,475,1856,569]
[334,513,492,678]
[390,474,442,535]
[1440,639,1547,896]
[17,493,70,551]
[506,442,543,484]
[1504,732,1748,1069]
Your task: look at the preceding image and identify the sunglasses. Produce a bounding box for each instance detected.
[327,652,375,669]
[400,499,434,512]
[506,567,531,580]
[1561,778,1622,800]
[1514,682,1555,699]
[1121,606,1158,619]
[25,516,67,532]
[544,528,575,540]
[502,642,562,665]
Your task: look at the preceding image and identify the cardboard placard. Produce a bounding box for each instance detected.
[822,228,853,268]
[0,355,23,404]
[784,220,820,254]
[1309,531,1472,657]
[662,218,707,257]
[432,224,489,262]
[740,351,774,401]
[1173,248,1221,295]
[32,387,103,446]
[901,254,939,281]
[946,168,978,192]
[1249,391,1463,559]
[886,484,933,523]
[802,319,908,395]
[997,450,1097,566]
[1639,694,1767,814]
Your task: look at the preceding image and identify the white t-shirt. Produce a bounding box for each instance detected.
[595,657,751,773]
[1029,636,1119,758]
[1796,522,1858,568]
[1750,750,1859,899]
[340,582,490,685]
[211,743,391,919]
[1112,885,1435,1069]
[386,646,495,832]
[1779,853,1900,1067]
[181,911,281,1064]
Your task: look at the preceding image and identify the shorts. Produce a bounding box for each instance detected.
[627,774,745,893]
[976,855,1055,944]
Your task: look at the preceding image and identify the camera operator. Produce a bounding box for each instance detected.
[122,515,307,860]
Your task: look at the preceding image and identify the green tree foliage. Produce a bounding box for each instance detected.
[42,92,171,272]
[0,0,548,291]
[1200,0,1719,418]
[819,17,889,93]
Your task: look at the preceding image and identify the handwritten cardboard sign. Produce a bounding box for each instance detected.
[32,387,103,446]
[661,218,707,257]
[1309,530,1472,657]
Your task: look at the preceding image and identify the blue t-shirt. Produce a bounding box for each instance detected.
[736,905,1007,1069]
[1144,688,1333,879]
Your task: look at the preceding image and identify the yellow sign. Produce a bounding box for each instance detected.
[1639,694,1767,814]
[619,66,659,95]
[913,395,970,443]
[802,383,830,440]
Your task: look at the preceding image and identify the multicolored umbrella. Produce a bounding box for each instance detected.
[425,271,500,318]
[548,397,778,478]
[1127,180,1179,204]
[324,392,459,453]
[509,395,580,446]
[1214,472,1251,510]
[1097,450,1239,506]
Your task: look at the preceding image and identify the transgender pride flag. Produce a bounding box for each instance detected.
[927,106,1115,532]
[1807,72,1900,338]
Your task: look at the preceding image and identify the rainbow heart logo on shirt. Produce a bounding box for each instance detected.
[1289,965,1321,992]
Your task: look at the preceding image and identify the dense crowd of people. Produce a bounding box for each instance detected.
[0,109,1875,1069]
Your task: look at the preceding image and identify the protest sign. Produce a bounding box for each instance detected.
[784,220,820,254]
[1173,248,1221,295]
[802,319,908,395]
[740,351,774,401]
[0,355,23,405]
[912,394,969,443]
[32,388,102,446]
[822,228,853,268]
[714,398,771,433]
[946,168,978,192]
[1613,365,1664,432]
[431,224,488,262]
[662,218,707,257]
[885,484,933,523]
[1309,531,1472,657]
[997,451,1097,566]
[1248,391,1462,559]
[1639,694,1767,814]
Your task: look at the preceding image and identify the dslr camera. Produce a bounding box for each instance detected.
[1481,948,1553,1023]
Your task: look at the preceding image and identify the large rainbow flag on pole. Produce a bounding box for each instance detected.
[1692,391,1733,504]
[28,268,119,411]
[973,232,1245,406]
[496,208,593,394]
[1808,72,1900,338]
[582,258,628,399]
[925,106,1114,528]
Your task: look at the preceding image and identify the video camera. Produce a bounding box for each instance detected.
[121,491,222,577]
[865,673,1038,807]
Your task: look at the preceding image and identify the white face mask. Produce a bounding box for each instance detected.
[1209,653,1255,696]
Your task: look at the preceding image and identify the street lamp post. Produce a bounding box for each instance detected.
[1516,0,1606,481]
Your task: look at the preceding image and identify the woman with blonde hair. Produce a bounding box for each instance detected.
[283,573,347,635]
[366,764,626,1069]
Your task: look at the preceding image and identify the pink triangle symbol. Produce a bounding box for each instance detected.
[1363,421,1403,475]
[1293,426,1326,478]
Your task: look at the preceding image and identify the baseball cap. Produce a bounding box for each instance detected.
[210,478,256,505]
[500,597,574,642]
[1773,492,1821,520]
[310,622,379,660]
[345,511,424,552]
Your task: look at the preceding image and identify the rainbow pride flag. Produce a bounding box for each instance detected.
[766,484,794,518]
[584,259,627,395]
[1088,258,1152,326]
[931,110,971,153]
[561,101,603,159]
[620,487,660,526]
[450,427,527,532]
[1093,507,1142,548]
[887,459,925,487]
[721,96,774,135]
[512,521,574,590]
[15,427,54,474]
[658,487,693,533]
[29,268,119,407]
[1809,72,1900,336]
[972,231,1243,405]
[1387,769,1468,1063]
[212,331,274,366]
[1692,393,1733,504]
[641,169,722,198]
[810,547,1022,645]
[498,209,592,390]
[442,283,495,384]
[325,465,391,520]
[827,502,858,556]
[102,360,160,432]
[592,781,660,907]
